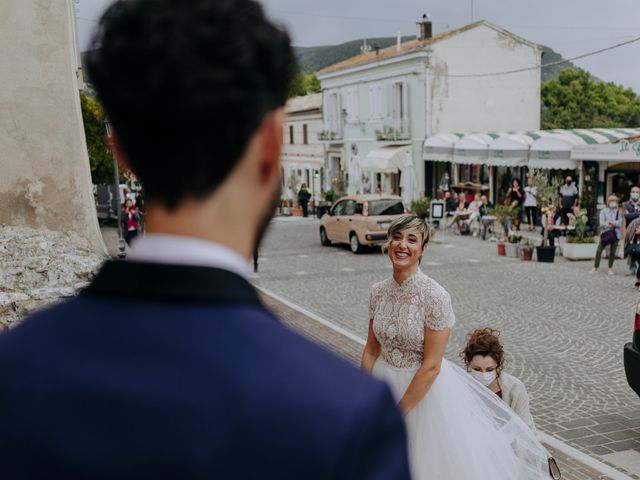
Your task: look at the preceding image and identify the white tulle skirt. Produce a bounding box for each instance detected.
[372,357,549,480]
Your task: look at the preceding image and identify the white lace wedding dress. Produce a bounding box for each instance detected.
[370,270,549,480]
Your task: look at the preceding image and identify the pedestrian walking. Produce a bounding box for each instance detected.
[439,171,451,199]
[592,195,623,275]
[121,198,140,245]
[362,214,549,479]
[298,183,311,217]
[523,178,538,231]
[0,1,410,478]
[559,175,579,225]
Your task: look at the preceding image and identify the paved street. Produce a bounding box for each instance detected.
[255,216,640,478]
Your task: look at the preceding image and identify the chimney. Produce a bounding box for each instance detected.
[416,13,432,41]
[396,31,401,52]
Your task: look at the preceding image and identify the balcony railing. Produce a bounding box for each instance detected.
[375,124,409,142]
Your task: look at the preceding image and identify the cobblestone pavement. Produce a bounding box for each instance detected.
[255,217,640,478]
[262,292,615,479]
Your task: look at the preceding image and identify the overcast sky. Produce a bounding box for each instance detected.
[77,0,640,93]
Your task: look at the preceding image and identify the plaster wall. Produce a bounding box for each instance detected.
[0,0,105,254]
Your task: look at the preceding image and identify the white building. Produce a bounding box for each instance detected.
[317,18,541,204]
[281,93,325,205]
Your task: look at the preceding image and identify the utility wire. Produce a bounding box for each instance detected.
[447,34,640,78]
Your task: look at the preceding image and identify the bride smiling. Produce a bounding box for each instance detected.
[361,214,549,479]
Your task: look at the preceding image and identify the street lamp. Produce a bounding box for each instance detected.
[104,118,127,259]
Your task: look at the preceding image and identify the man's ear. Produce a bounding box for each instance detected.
[107,129,135,174]
[257,108,284,184]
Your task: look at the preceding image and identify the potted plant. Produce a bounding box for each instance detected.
[529,169,561,263]
[497,237,506,256]
[505,234,522,258]
[520,238,534,261]
[280,198,292,216]
[411,198,430,219]
[562,209,597,260]
[490,204,515,238]
[316,190,334,218]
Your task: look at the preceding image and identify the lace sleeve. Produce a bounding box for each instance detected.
[424,289,455,331]
[368,287,376,320]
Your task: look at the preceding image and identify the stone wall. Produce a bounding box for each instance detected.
[0,226,104,329]
[0,0,106,254]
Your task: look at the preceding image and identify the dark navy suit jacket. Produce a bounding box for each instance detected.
[0,261,409,479]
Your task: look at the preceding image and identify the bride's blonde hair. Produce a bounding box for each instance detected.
[384,214,431,252]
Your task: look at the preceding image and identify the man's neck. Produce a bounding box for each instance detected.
[144,204,256,260]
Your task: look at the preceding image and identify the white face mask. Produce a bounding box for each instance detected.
[609,202,618,209]
[631,192,640,201]
[470,370,497,387]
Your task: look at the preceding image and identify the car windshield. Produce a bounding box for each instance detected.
[368,200,404,216]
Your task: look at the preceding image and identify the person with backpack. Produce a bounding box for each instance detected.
[591,195,623,275]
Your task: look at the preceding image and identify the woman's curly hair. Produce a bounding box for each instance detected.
[461,328,505,375]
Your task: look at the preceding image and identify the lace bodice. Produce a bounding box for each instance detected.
[369,270,455,368]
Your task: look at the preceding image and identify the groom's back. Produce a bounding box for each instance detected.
[0,281,407,478]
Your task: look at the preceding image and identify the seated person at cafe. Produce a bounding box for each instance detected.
[479,194,494,217]
[448,198,471,233]
[541,205,563,247]
[445,191,459,213]
[466,193,483,235]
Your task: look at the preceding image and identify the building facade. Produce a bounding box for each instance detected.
[317,19,541,204]
[281,93,325,206]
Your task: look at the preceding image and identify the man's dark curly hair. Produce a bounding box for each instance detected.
[86,0,297,209]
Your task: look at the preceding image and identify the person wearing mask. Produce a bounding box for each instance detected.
[592,195,623,275]
[523,178,538,232]
[461,328,536,432]
[624,186,640,219]
[559,175,579,225]
[624,186,640,275]
[624,217,640,289]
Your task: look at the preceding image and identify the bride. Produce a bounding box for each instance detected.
[361,214,549,479]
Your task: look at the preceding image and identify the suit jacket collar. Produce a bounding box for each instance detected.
[83,260,262,306]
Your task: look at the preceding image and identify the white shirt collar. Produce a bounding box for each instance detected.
[126,234,253,280]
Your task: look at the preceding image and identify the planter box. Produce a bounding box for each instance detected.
[536,245,555,263]
[562,241,598,260]
[505,242,520,258]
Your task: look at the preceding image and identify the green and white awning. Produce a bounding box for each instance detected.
[423,128,640,169]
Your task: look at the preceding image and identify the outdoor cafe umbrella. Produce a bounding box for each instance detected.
[401,151,416,206]
[348,155,362,195]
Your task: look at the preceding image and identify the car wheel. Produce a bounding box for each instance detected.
[320,227,331,246]
[350,233,364,254]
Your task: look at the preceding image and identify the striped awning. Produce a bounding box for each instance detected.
[423,132,465,163]
[423,128,640,169]
[453,133,496,165]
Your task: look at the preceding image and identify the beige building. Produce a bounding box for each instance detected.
[281,93,325,206]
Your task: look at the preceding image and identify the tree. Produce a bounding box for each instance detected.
[289,72,321,98]
[80,92,115,185]
[541,68,640,129]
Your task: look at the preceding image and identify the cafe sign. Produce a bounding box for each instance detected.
[572,140,640,162]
